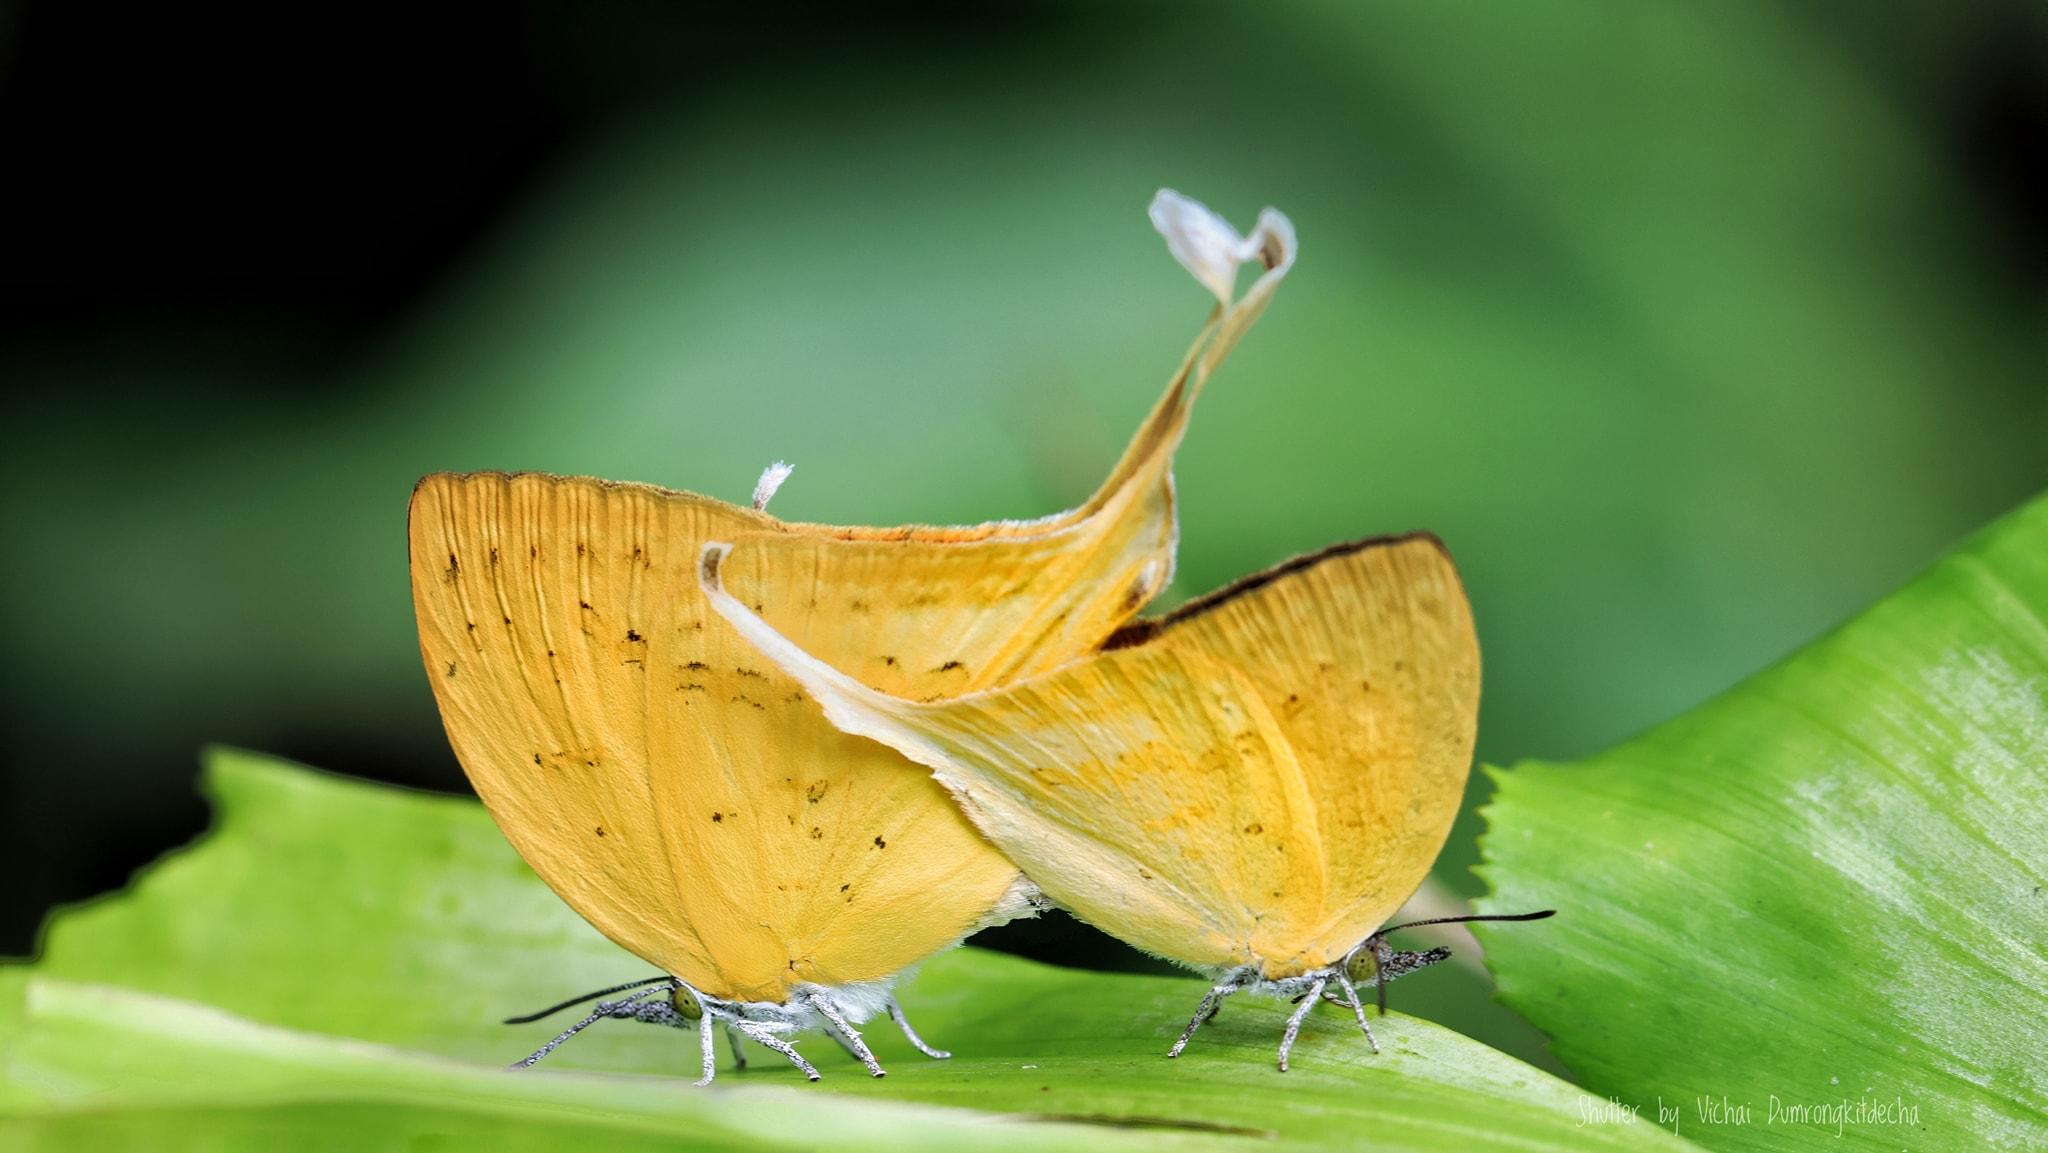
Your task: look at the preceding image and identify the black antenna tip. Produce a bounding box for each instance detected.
[1485,909,1556,923]
[1378,908,1559,935]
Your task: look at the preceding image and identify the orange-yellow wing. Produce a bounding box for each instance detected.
[1108,534,1479,964]
[717,471,1170,698]
[412,474,1026,1002]
[699,534,1477,979]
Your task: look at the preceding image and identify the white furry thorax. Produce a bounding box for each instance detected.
[690,977,896,1033]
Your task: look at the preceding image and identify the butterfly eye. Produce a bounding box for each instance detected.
[1345,947,1381,986]
[672,986,705,1020]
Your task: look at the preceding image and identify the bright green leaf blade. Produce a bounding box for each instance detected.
[1,978,1147,1153]
[1476,493,2048,1151]
[7,748,1698,1152]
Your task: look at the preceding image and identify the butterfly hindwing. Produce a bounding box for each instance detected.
[1109,534,1479,963]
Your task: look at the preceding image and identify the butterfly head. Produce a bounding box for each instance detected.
[1344,942,1453,988]
[671,983,705,1021]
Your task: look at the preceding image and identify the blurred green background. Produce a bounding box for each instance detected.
[2,1,2042,1068]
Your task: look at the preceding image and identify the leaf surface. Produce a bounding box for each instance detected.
[1477,493,2048,1151]
[5,749,1695,1152]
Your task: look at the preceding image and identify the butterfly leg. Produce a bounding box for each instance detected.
[806,992,886,1077]
[693,1012,718,1086]
[724,1023,749,1071]
[824,1024,865,1059]
[888,999,951,1060]
[735,1022,820,1081]
[1276,977,1327,1072]
[1168,980,1241,1058]
[1331,970,1380,1054]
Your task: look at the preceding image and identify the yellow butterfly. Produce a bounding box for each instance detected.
[408,191,1293,1081]
[701,531,1553,1071]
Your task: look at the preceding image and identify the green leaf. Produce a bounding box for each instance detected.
[1476,493,2048,1151]
[5,749,1696,1152]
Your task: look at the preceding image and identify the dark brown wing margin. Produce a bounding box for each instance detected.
[1102,530,1453,650]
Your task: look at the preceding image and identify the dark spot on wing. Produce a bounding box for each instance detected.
[1120,577,1150,614]
[873,835,887,849]
[935,660,963,673]
[880,655,898,667]
[445,661,457,677]
[532,754,542,766]
[685,660,710,671]
[626,629,643,642]
[579,600,593,610]
[594,826,605,837]
[809,827,823,840]
[445,552,460,579]
[488,547,500,565]
[849,599,869,614]
[735,666,765,679]
[1243,822,1263,835]
[711,812,723,823]
[680,682,707,693]
[806,781,830,804]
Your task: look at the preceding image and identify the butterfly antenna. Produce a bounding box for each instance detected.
[1379,909,1556,935]
[503,976,676,1025]
[510,983,672,1070]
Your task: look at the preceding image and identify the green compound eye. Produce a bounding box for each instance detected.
[671,985,705,1020]
[1346,947,1381,986]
